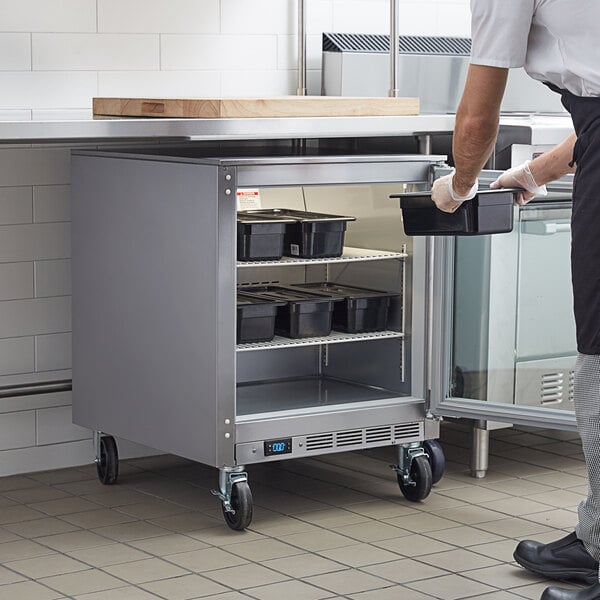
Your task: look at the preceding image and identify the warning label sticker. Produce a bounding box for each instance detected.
[236,188,262,211]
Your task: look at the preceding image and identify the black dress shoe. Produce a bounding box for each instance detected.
[514,531,598,584]
[541,582,600,600]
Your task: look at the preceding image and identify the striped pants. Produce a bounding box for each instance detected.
[574,354,600,574]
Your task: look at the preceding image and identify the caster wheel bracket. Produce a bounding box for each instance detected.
[211,467,248,514]
[391,443,428,486]
[93,430,102,465]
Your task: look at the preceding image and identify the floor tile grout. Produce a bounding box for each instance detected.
[0,422,585,599]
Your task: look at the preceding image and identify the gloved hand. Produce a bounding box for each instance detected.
[431,171,478,213]
[490,159,547,205]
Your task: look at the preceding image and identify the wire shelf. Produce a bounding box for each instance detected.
[236,329,404,352]
[237,246,406,268]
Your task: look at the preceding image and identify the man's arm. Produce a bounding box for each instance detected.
[529,132,577,184]
[432,64,508,212]
[452,64,509,195]
[489,132,576,204]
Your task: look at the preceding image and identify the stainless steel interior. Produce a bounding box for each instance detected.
[235,180,427,463]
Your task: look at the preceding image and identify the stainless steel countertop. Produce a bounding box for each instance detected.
[0,114,457,143]
[0,113,573,145]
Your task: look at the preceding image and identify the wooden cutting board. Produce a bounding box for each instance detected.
[93,96,419,118]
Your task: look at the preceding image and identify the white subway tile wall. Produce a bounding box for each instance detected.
[0,34,31,71]
[35,333,71,373]
[0,411,36,450]
[98,0,220,34]
[161,35,279,71]
[98,71,222,98]
[0,263,34,301]
[35,405,87,445]
[0,0,96,33]
[34,260,71,298]
[33,185,71,224]
[332,0,391,34]
[0,223,70,263]
[0,110,32,121]
[0,338,35,376]
[32,34,160,71]
[31,109,93,120]
[0,297,71,339]
[0,187,32,225]
[0,0,470,110]
[0,0,470,474]
[0,73,98,110]
[0,148,70,187]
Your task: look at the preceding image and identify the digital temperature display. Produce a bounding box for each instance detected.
[264,438,292,456]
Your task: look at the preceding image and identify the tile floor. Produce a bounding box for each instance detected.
[0,422,589,600]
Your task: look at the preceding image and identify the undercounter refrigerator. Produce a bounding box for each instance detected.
[70,128,577,528]
[71,144,449,530]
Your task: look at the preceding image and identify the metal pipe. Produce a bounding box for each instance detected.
[417,134,433,156]
[297,0,307,96]
[0,379,72,398]
[389,0,400,97]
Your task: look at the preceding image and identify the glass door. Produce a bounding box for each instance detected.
[429,173,578,430]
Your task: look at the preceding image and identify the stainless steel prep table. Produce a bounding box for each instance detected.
[0,114,456,144]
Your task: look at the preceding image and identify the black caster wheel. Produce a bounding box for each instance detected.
[222,481,253,531]
[424,439,445,485]
[96,435,119,485]
[398,454,433,502]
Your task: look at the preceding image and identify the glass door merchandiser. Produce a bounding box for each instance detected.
[71,146,446,530]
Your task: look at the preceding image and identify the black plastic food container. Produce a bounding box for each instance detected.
[237,213,296,261]
[290,282,397,333]
[242,209,356,258]
[238,285,337,339]
[236,293,286,343]
[392,188,517,236]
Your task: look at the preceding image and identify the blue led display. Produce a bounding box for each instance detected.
[264,438,292,456]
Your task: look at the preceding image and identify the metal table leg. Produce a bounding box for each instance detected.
[471,421,489,478]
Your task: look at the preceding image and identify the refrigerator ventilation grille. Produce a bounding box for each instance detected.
[337,430,364,447]
[305,433,334,451]
[322,32,471,56]
[305,422,422,451]
[394,422,422,440]
[541,370,575,404]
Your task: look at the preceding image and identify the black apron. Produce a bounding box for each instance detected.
[546,82,600,355]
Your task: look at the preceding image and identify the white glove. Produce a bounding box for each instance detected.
[431,170,478,213]
[489,160,547,206]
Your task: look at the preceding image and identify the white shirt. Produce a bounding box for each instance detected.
[470,0,600,97]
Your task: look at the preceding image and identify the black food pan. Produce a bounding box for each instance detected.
[391,188,520,236]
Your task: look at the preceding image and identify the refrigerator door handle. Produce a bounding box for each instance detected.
[522,221,571,235]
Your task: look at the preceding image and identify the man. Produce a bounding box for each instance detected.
[431,2,600,599]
